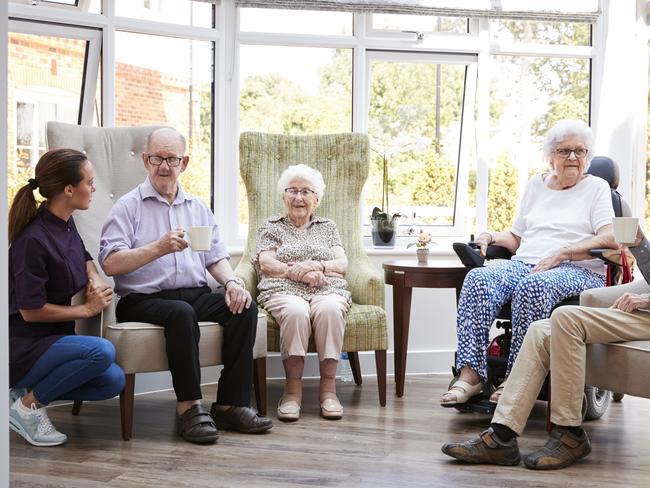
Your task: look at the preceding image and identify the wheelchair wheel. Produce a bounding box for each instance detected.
[582,386,611,421]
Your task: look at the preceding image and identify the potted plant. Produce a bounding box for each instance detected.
[370,152,402,247]
[407,230,433,263]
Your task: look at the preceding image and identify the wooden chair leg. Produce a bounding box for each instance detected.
[347,351,363,386]
[119,373,135,441]
[71,400,83,416]
[375,349,387,407]
[253,357,267,416]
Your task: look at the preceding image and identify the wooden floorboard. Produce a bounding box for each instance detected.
[10,376,650,487]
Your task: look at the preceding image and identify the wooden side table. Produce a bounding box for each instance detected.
[383,260,469,397]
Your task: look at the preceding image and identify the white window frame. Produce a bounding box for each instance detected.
[363,49,477,238]
[10,1,647,249]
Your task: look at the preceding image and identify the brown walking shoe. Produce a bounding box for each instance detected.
[210,404,273,434]
[441,427,521,466]
[176,404,219,444]
[523,426,591,470]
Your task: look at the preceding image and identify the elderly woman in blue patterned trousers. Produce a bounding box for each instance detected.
[440,120,618,407]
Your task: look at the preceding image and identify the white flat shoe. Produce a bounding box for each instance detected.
[320,398,343,420]
[277,397,300,422]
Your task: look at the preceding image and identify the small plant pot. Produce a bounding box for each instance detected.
[371,219,397,248]
[416,248,429,263]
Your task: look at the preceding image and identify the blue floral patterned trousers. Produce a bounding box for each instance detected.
[455,259,605,381]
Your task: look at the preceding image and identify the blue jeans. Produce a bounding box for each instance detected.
[14,335,125,405]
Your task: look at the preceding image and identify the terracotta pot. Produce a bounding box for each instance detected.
[416,248,429,263]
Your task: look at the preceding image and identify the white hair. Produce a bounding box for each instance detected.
[542,119,595,165]
[277,164,326,200]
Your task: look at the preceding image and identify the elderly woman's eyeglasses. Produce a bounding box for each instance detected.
[284,187,316,198]
[555,148,588,159]
[146,155,183,167]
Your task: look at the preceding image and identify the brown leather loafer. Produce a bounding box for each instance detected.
[210,404,273,434]
[177,404,219,444]
[441,427,521,466]
[523,427,591,470]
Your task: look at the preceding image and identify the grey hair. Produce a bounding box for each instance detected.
[277,164,326,200]
[147,127,187,154]
[542,119,595,165]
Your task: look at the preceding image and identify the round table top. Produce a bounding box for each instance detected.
[382,259,466,271]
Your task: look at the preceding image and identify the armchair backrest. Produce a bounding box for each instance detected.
[239,132,370,260]
[46,122,165,265]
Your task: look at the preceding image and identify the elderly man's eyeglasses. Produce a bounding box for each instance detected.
[555,148,588,159]
[284,187,316,198]
[146,155,183,167]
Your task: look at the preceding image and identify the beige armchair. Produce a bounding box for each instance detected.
[235,132,388,406]
[582,280,650,400]
[46,121,268,440]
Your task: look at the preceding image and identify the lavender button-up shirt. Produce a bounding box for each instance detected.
[99,177,229,297]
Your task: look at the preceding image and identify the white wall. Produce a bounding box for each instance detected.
[1,1,10,484]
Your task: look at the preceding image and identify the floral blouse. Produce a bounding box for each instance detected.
[255,214,351,306]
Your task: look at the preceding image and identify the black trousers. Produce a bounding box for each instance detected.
[116,286,258,406]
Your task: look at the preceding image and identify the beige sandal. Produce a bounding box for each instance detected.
[440,380,483,406]
[489,381,507,404]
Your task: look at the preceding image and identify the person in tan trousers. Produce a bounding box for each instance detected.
[442,278,650,470]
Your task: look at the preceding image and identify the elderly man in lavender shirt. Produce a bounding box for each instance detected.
[99,127,272,444]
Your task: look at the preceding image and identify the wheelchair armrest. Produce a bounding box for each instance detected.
[589,248,627,267]
[485,245,515,260]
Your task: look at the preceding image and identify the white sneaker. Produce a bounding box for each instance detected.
[9,387,27,407]
[9,398,67,446]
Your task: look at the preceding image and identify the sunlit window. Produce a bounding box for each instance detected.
[239,45,352,233]
[488,54,590,231]
[490,20,591,46]
[114,0,213,28]
[371,14,468,34]
[366,56,468,230]
[7,32,90,205]
[115,32,214,207]
[240,8,352,35]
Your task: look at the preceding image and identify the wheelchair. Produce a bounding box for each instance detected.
[449,156,627,420]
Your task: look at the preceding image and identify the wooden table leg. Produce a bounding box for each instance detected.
[392,280,412,398]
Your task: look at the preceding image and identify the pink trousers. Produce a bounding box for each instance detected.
[264,294,349,361]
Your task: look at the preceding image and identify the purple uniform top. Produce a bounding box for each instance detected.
[9,205,92,387]
[98,177,229,297]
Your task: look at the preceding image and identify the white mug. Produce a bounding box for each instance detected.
[612,217,639,245]
[186,226,213,251]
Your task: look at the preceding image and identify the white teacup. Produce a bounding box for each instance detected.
[612,217,639,245]
[186,226,213,251]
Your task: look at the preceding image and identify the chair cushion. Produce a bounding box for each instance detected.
[105,314,267,374]
[265,303,388,353]
[586,340,650,399]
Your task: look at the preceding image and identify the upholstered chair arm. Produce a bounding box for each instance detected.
[234,256,260,299]
[346,257,384,307]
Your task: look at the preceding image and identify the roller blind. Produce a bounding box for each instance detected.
[232,0,600,22]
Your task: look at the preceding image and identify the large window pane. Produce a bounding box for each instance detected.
[488,55,590,231]
[240,8,352,36]
[490,20,591,46]
[371,14,468,34]
[115,32,214,206]
[115,0,213,28]
[367,57,466,229]
[8,32,88,206]
[239,45,352,232]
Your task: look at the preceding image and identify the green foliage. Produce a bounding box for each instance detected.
[371,206,403,224]
[411,151,456,207]
[488,154,518,232]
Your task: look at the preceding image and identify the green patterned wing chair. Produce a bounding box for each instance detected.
[236,132,388,406]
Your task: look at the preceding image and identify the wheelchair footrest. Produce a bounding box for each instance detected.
[453,396,496,415]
